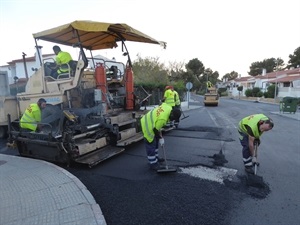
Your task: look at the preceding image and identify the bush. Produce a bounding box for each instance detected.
[263,92,269,98]
[252,87,261,97]
[237,86,243,92]
[245,89,252,97]
[257,91,263,97]
[244,88,263,97]
[218,87,227,97]
[267,84,278,98]
[221,92,228,96]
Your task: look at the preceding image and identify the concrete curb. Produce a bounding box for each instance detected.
[0,154,107,225]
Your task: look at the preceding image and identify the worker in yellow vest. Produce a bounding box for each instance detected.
[141,102,174,171]
[170,86,182,127]
[20,98,47,132]
[238,114,274,174]
[163,86,175,107]
[207,81,213,89]
[49,45,73,79]
[173,88,181,108]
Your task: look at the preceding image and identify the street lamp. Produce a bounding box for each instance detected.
[274,59,279,103]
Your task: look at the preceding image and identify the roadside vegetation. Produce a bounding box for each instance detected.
[132,46,300,104]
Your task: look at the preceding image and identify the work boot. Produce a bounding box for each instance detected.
[245,166,254,174]
[149,162,161,171]
[157,157,165,163]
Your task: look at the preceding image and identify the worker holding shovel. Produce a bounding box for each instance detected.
[140,102,175,171]
[238,114,274,174]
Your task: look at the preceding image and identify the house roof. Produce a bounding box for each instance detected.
[270,75,300,83]
[7,54,55,65]
[234,67,300,84]
[234,76,253,82]
[259,67,300,78]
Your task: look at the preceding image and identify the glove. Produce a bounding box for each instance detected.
[254,138,261,146]
[159,138,165,146]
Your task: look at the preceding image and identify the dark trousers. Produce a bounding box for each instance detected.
[238,131,252,167]
[173,106,182,123]
[144,136,159,164]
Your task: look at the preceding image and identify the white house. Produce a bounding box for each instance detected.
[228,67,300,98]
[0,52,55,84]
[0,52,122,85]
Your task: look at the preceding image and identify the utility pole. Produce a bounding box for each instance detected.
[274,59,279,103]
[22,52,29,81]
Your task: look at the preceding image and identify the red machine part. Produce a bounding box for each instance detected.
[125,66,134,110]
[95,63,106,102]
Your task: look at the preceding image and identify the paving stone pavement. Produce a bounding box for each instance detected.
[0,154,106,225]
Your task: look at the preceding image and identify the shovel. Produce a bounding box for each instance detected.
[180,107,189,120]
[247,142,264,188]
[157,144,177,173]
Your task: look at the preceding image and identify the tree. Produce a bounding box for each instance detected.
[222,71,238,81]
[185,58,205,92]
[248,58,284,76]
[237,86,243,99]
[132,55,169,85]
[267,84,278,99]
[205,68,219,85]
[185,58,205,76]
[167,60,185,82]
[287,46,300,69]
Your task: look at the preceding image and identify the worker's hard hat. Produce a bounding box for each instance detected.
[165,86,171,90]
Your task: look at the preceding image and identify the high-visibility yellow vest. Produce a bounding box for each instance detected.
[238,114,269,138]
[164,89,175,107]
[56,51,72,74]
[207,81,213,88]
[174,90,181,106]
[141,103,172,142]
[20,103,41,131]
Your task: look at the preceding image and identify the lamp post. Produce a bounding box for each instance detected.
[203,71,208,92]
[274,59,279,103]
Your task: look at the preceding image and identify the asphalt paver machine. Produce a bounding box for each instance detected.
[8,20,166,167]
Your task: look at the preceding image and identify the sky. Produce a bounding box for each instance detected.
[0,0,299,78]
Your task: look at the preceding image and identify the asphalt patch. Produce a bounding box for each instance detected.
[224,175,271,199]
[211,152,228,166]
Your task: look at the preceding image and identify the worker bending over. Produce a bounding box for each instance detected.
[238,114,274,174]
[141,102,174,171]
[20,98,47,132]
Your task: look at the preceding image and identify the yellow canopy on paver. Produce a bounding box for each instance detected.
[33,20,166,50]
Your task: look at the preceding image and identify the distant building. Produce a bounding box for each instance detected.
[0,53,55,84]
[227,67,300,98]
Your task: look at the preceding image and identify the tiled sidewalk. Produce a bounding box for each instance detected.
[0,154,106,225]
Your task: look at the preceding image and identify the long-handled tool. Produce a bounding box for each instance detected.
[180,107,189,120]
[157,144,177,173]
[247,142,264,188]
[254,142,258,175]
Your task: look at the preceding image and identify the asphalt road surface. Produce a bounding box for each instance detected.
[1,96,299,225]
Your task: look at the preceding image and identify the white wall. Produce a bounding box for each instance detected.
[0,53,56,84]
[0,71,10,95]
